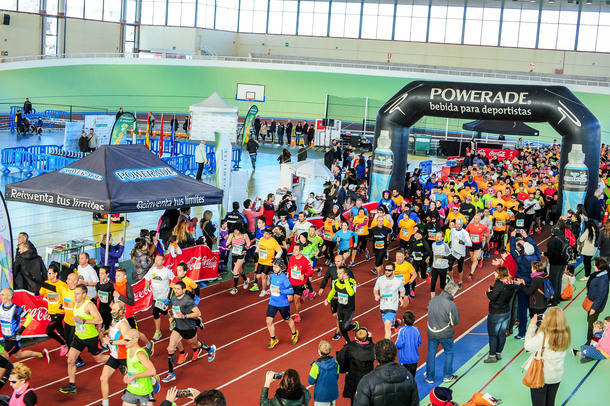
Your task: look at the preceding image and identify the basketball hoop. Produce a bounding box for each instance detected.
[246,97,254,107]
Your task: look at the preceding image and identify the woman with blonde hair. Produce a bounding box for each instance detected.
[524,307,571,406]
[3,362,36,405]
[172,220,195,249]
[199,210,216,249]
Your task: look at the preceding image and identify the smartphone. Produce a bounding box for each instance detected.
[176,389,191,398]
[273,372,283,380]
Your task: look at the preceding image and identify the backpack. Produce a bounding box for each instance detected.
[539,277,555,301]
[558,236,575,263]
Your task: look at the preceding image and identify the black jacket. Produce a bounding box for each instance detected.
[159,209,180,243]
[13,248,46,294]
[337,339,375,398]
[297,147,307,162]
[519,274,549,310]
[247,138,259,153]
[319,265,354,290]
[78,136,90,153]
[546,236,566,265]
[486,279,516,314]
[353,362,419,406]
[324,150,335,168]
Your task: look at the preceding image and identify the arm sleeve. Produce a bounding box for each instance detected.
[326,281,337,301]
[319,270,331,290]
[308,363,319,385]
[119,284,136,306]
[345,279,356,296]
[110,245,124,260]
[281,279,294,296]
[22,311,34,328]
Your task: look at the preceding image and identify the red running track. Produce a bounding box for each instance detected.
[3,232,550,405]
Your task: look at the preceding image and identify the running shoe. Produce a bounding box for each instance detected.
[579,276,589,281]
[302,288,310,298]
[146,341,154,357]
[59,345,68,357]
[58,383,77,394]
[169,320,176,331]
[317,268,322,277]
[152,330,162,341]
[423,373,434,384]
[42,348,50,364]
[468,273,474,281]
[75,359,85,368]
[443,375,458,383]
[393,319,402,329]
[291,330,299,345]
[425,276,431,284]
[243,277,250,290]
[370,268,377,275]
[494,250,499,255]
[258,290,267,297]
[352,320,360,331]
[207,345,216,362]
[249,284,260,292]
[268,338,280,349]
[230,287,238,295]
[458,282,463,290]
[514,335,525,340]
[478,260,483,269]
[152,375,161,394]
[348,262,355,268]
[495,353,502,360]
[161,373,176,383]
[176,352,187,365]
[192,346,202,361]
[365,251,370,261]
[293,314,301,323]
[309,290,317,300]
[331,332,342,341]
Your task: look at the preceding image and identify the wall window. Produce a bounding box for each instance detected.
[268,0,298,35]
[501,2,538,49]
[539,1,578,51]
[18,0,39,13]
[598,10,610,53]
[361,1,394,40]
[85,0,103,20]
[125,0,138,24]
[141,0,167,25]
[215,0,238,31]
[394,1,428,42]
[44,16,58,55]
[196,0,215,29]
[104,0,122,22]
[3,1,17,11]
[46,0,59,15]
[428,0,464,44]
[124,24,137,53]
[66,0,85,18]
[167,0,196,27]
[239,0,268,33]
[298,0,329,37]
[463,1,500,46]
[329,0,361,39]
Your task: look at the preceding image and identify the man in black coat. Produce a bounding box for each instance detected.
[324,147,335,169]
[12,236,46,294]
[546,226,568,305]
[23,98,32,114]
[354,339,419,406]
[337,328,375,405]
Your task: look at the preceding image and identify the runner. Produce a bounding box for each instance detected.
[408,229,432,285]
[430,231,451,299]
[95,266,114,337]
[162,281,216,383]
[447,219,472,289]
[321,215,339,265]
[287,244,314,323]
[324,266,359,343]
[298,233,319,299]
[252,228,283,297]
[491,203,510,254]
[351,207,370,265]
[397,208,417,250]
[369,213,392,276]
[318,255,355,341]
[394,249,417,300]
[306,225,325,276]
[265,259,299,349]
[171,262,200,300]
[0,288,49,363]
[39,263,69,354]
[226,227,251,294]
[290,212,313,242]
[115,268,152,354]
[0,343,12,391]
[373,263,406,339]
[99,301,130,406]
[122,329,157,406]
[332,222,358,265]
[466,213,490,279]
[59,285,108,394]
[144,257,176,341]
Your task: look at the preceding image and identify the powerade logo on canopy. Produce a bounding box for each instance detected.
[58,168,104,181]
[114,167,178,182]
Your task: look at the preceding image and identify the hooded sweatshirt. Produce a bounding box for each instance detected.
[427,291,460,340]
[308,355,339,402]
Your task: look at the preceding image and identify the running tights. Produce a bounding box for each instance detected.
[337,309,356,343]
[46,315,66,346]
[0,356,12,390]
[233,273,248,288]
[430,268,448,293]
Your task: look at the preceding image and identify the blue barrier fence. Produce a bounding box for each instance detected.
[1,147,79,177]
[8,106,72,130]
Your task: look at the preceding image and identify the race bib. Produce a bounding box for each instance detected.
[291,268,302,280]
[75,321,85,333]
[395,273,404,279]
[356,227,364,235]
[496,220,504,228]
[400,229,409,238]
[413,252,423,261]
[47,292,60,304]
[374,240,385,250]
[232,245,244,255]
[63,297,73,311]
[172,305,181,317]
[154,299,168,311]
[324,232,332,240]
[259,249,268,261]
[471,234,480,243]
[516,219,525,228]
[270,284,280,297]
[381,290,393,303]
[0,320,12,337]
[337,292,348,305]
[98,290,110,304]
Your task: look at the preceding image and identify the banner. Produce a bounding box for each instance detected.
[84,115,115,146]
[215,131,232,218]
[0,192,13,289]
[63,121,85,153]
[163,244,220,282]
[0,290,50,338]
[477,148,520,161]
[240,105,258,145]
[110,112,137,145]
[131,277,153,314]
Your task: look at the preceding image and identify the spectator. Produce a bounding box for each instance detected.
[246,136,260,170]
[79,130,90,153]
[260,369,311,406]
[485,266,516,363]
[195,140,206,180]
[23,98,32,114]
[573,315,610,362]
[395,310,421,377]
[0,362,36,406]
[324,147,335,169]
[159,209,180,246]
[162,387,227,406]
[76,252,99,299]
[297,145,307,162]
[260,121,268,141]
[182,116,190,134]
[597,220,610,263]
[578,220,599,281]
[277,148,291,164]
[425,280,459,384]
[337,328,375,405]
[584,257,609,344]
[277,122,285,145]
[130,240,152,282]
[353,339,419,406]
[12,236,45,295]
[515,261,551,321]
[546,226,568,305]
[510,229,541,339]
[523,308,571,406]
[100,233,124,281]
[172,221,195,249]
[270,119,276,142]
[87,128,98,152]
[308,340,339,406]
[199,210,217,249]
[285,121,293,145]
[115,107,124,120]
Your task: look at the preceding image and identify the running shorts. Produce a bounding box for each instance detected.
[266,305,291,320]
[380,309,397,323]
[232,254,245,263]
[127,317,138,329]
[153,306,168,319]
[122,390,151,405]
[338,248,351,256]
[374,249,386,267]
[291,284,306,296]
[329,298,338,315]
[3,340,20,356]
[175,328,197,340]
[470,242,483,251]
[72,335,103,356]
[105,356,127,370]
[256,264,273,275]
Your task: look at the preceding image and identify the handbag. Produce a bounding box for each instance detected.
[522,334,545,389]
[582,296,594,312]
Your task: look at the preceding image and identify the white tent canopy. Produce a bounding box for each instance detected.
[279,159,334,189]
[190,92,238,142]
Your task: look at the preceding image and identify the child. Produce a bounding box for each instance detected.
[560,264,576,301]
[218,220,229,272]
[395,310,421,378]
[166,235,182,258]
[591,321,604,344]
[573,316,610,363]
[308,340,339,406]
[305,193,317,217]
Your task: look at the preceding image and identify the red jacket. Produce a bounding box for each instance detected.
[243,203,264,234]
[287,255,313,286]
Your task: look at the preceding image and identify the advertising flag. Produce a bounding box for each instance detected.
[145,114,151,150]
[240,105,258,146]
[159,113,164,157]
[215,131,232,217]
[170,115,176,157]
[0,191,13,289]
[109,112,137,145]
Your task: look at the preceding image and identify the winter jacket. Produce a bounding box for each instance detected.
[194,143,206,163]
[353,362,419,406]
[524,322,567,384]
[259,385,311,406]
[598,232,610,258]
[12,248,46,294]
[395,325,422,365]
[578,228,598,257]
[308,355,339,402]
[337,339,375,399]
[586,270,609,313]
[100,243,124,277]
[427,291,459,340]
[486,279,516,314]
[546,236,567,266]
[247,138,259,154]
[510,236,541,283]
[519,273,549,310]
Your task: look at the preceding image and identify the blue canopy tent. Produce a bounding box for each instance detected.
[462,120,539,137]
[5,144,223,265]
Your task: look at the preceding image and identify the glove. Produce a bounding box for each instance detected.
[17,326,25,336]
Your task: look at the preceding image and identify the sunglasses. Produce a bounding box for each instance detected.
[384,269,393,272]
[8,380,18,384]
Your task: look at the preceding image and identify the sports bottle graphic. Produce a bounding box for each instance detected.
[561,144,588,217]
[370,130,394,202]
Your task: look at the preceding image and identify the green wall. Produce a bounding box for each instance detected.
[0,63,608,142]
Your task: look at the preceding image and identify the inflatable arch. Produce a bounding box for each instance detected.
[371,81,601,218]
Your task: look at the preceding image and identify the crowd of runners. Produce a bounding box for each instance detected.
[3,139,610,406]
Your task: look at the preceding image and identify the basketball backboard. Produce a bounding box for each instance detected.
[235,83,265,103]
